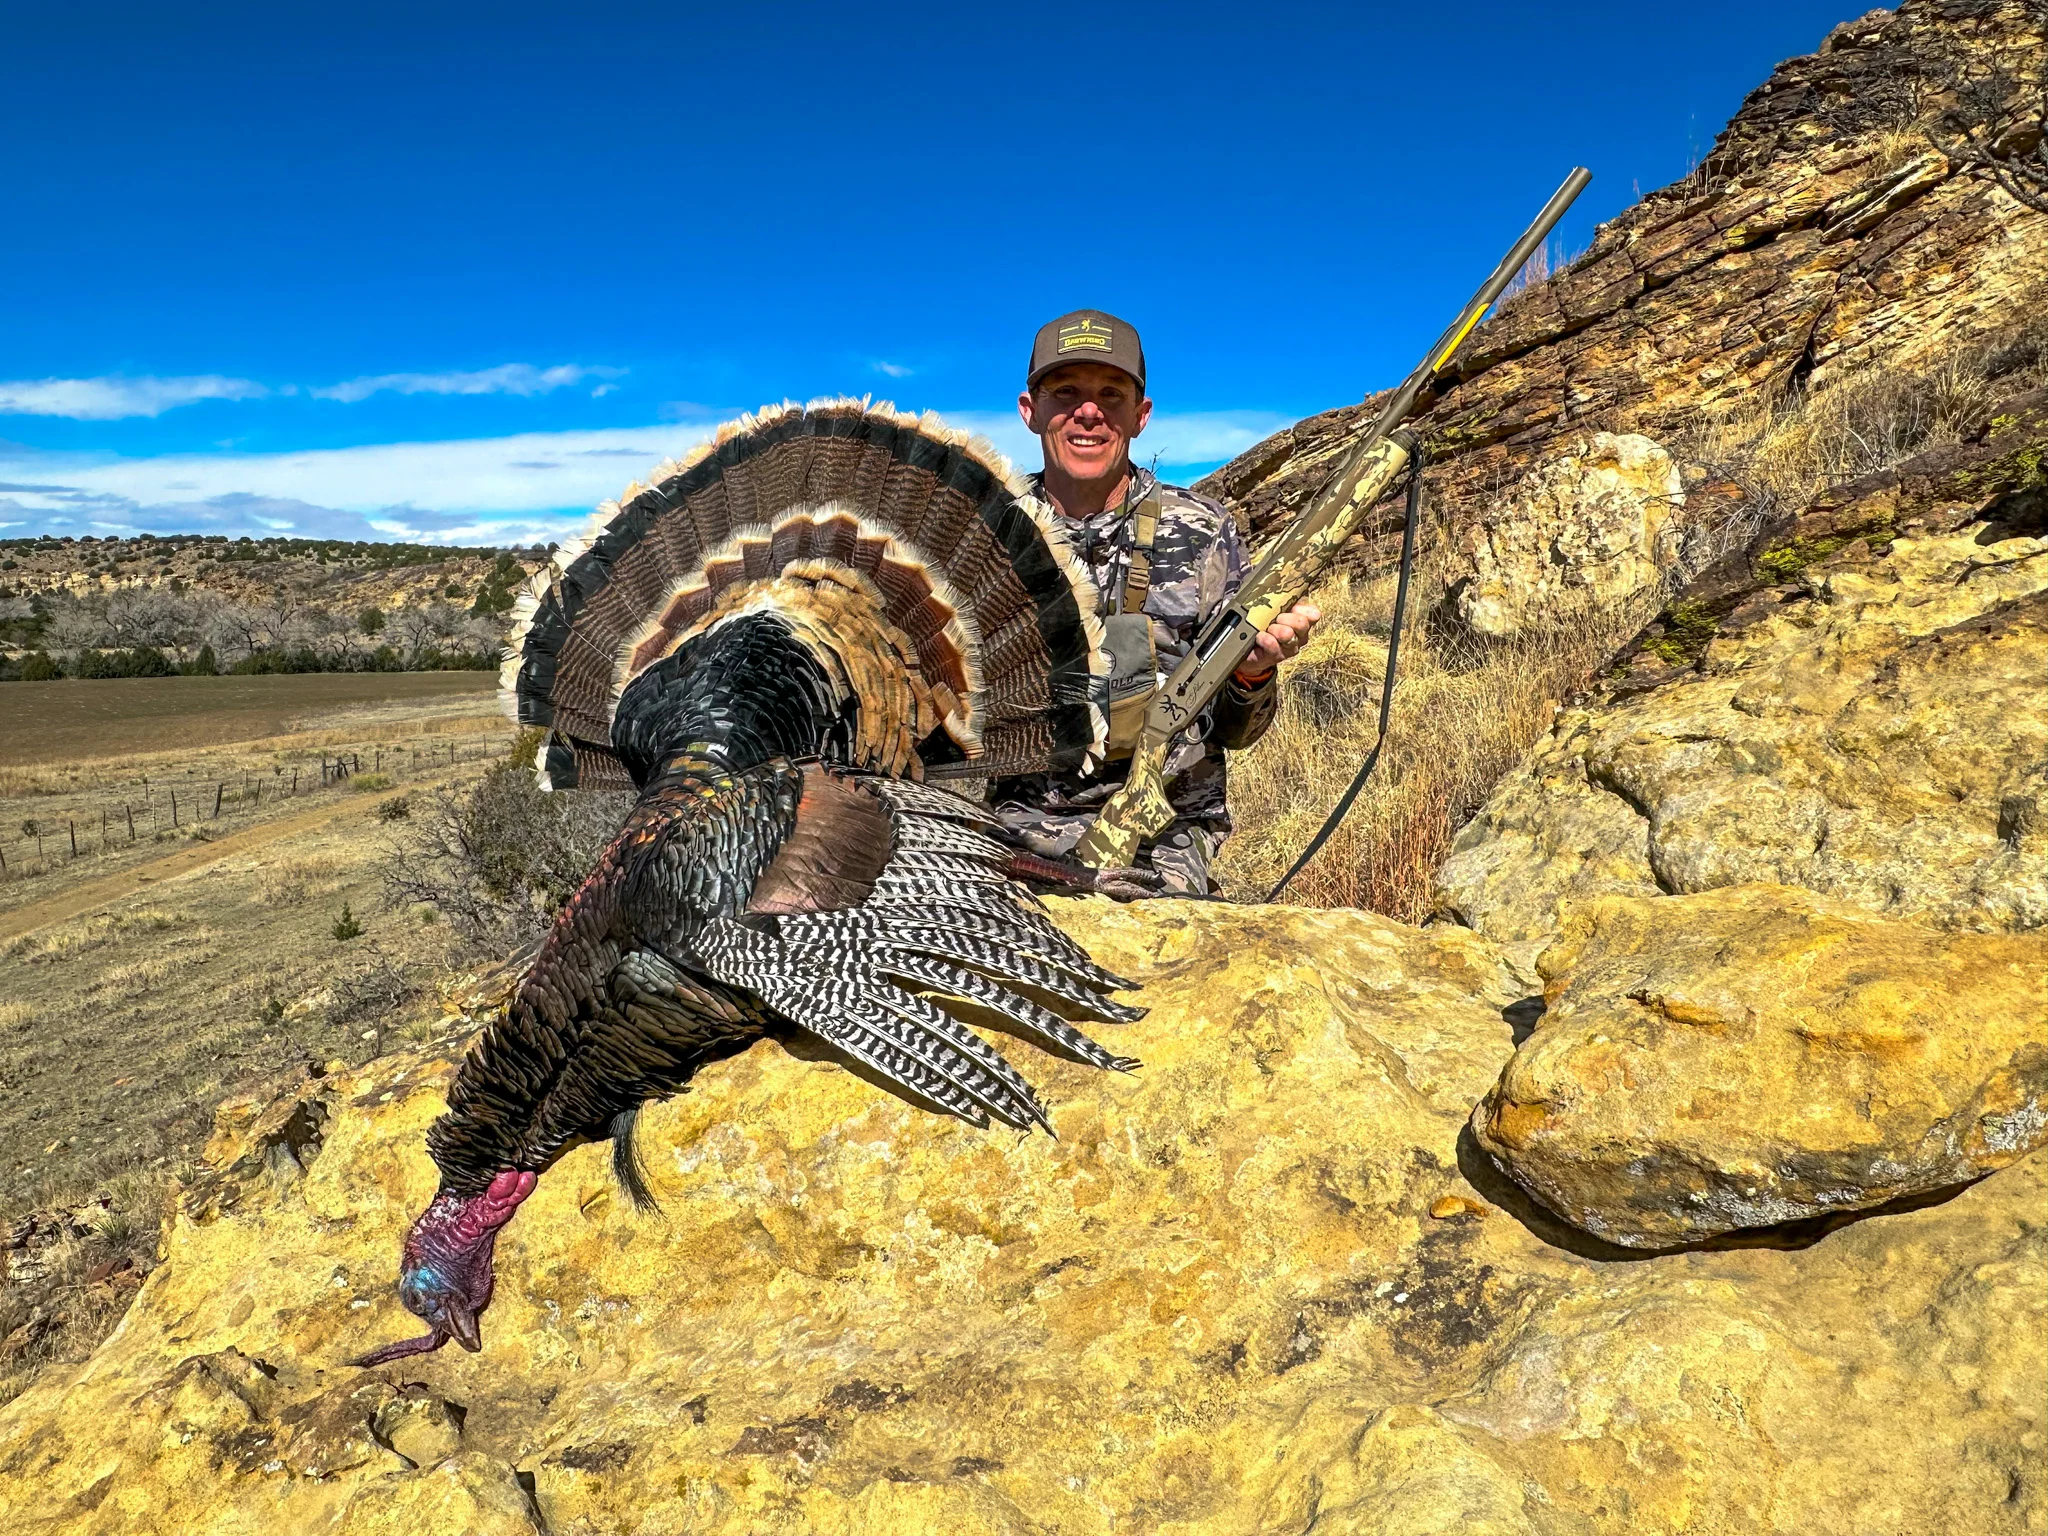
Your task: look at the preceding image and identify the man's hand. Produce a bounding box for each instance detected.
[1232,601,1320,685]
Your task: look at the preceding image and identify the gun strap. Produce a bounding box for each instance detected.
[1266,460,1425,903]
[1117,486,1161,615]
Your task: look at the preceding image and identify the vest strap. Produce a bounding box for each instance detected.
[1119,488,1161,615]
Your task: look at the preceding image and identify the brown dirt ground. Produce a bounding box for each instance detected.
[0,670,499,767]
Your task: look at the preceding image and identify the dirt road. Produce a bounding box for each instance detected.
[0,790,399,944]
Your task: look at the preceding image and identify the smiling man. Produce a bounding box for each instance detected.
[989,309,1320,895]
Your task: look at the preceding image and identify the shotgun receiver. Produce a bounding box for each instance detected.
[1073,167,1593,870]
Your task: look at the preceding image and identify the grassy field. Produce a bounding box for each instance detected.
[0,670,498,768]
[0,674,519,1211]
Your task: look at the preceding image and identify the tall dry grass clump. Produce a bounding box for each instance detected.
[1213,572,1642,918]
[1684,310,2048,512]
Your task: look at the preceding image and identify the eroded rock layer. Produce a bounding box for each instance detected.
[1474,884,2048,1247]
[1436,394,2048,953]
[1199,0,2047,578]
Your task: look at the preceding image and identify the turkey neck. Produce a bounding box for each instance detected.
[424,616,833,1196]
[611,612,848,786]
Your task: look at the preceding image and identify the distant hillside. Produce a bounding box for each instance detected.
[0,532,544,615]
[0,534,548,678]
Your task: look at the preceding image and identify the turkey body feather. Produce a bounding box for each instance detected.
[358,402,1145,1367]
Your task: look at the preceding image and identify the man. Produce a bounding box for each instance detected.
[991,309,1321,894]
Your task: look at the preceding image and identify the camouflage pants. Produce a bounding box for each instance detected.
[1142,821,1222,896]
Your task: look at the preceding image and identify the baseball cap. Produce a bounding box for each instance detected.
[1026,310,1146,391]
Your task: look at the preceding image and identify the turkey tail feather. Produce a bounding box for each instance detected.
[503,399,1108,790]
[610,1107,658,1213]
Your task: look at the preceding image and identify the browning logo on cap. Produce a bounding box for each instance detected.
[1058,316,1115,355]
[1028,309,1146,390]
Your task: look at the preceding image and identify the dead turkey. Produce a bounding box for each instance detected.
[357,400,1148,1366]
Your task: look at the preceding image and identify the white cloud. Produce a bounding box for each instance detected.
[0,407,1290,544]
[312,363,626,404]
[870,360,915,379]
[0,375,268,420]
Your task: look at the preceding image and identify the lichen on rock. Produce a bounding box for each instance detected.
[1456,432,1685,638]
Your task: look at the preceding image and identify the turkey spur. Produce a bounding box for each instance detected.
[357,401,1150,1366]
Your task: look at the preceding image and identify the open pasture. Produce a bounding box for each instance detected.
[0,673,522,1229]
[0,671,500,769]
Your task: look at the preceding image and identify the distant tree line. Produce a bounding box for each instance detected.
[0,530,533,575]
[0,586,511,681]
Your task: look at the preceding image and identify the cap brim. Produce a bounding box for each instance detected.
[1026,360,1145,391]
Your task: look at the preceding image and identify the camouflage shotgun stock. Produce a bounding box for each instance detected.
[1073,167,1593,870]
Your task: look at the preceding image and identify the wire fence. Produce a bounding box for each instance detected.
[0,734,514,883]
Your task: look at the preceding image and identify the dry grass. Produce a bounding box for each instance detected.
[0,1161,179,1407]
[1214,573,1639,917]
[256,855,346,905]
[1684,311,2048,511]
[1219,303,2048,920]
[3,905,191,965]
[89,957,174,998]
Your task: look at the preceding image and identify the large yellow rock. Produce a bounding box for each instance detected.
[0,899,2041,1534]
[1473,885,2048,1247]
[1456,432,1685,638]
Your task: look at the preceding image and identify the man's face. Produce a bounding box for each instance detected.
[1018,363,1153,485]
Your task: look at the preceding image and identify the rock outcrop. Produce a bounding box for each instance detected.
[2,899,2043,1535]
[1198,0,2047,580]
[1435,391,2048,953]
[1473,885,2048,1247]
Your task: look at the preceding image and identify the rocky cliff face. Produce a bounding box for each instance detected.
[1436,389,2048,953]
[1198,0,2047,607]
[0,898,2040,1535]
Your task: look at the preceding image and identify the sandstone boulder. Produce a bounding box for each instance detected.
[1456,433,1684,638]
[1,899,2042,1535]
[1472,885,2048,1248]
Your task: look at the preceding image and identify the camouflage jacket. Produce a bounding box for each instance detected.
[989,467,1278,854]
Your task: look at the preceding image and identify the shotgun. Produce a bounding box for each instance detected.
[1072,167,1593,870]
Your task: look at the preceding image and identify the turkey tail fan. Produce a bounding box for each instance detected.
[501,398,1109,791]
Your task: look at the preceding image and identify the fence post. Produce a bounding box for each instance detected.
[171,790,178,828]
[126,803,136,840]
[292,768,299,796]
[212,783,223,819]
[69,821,77,856]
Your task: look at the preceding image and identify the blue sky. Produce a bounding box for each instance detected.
[3,1,1879,546]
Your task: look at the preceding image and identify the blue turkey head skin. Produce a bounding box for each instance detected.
[352,1169,536,1366]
